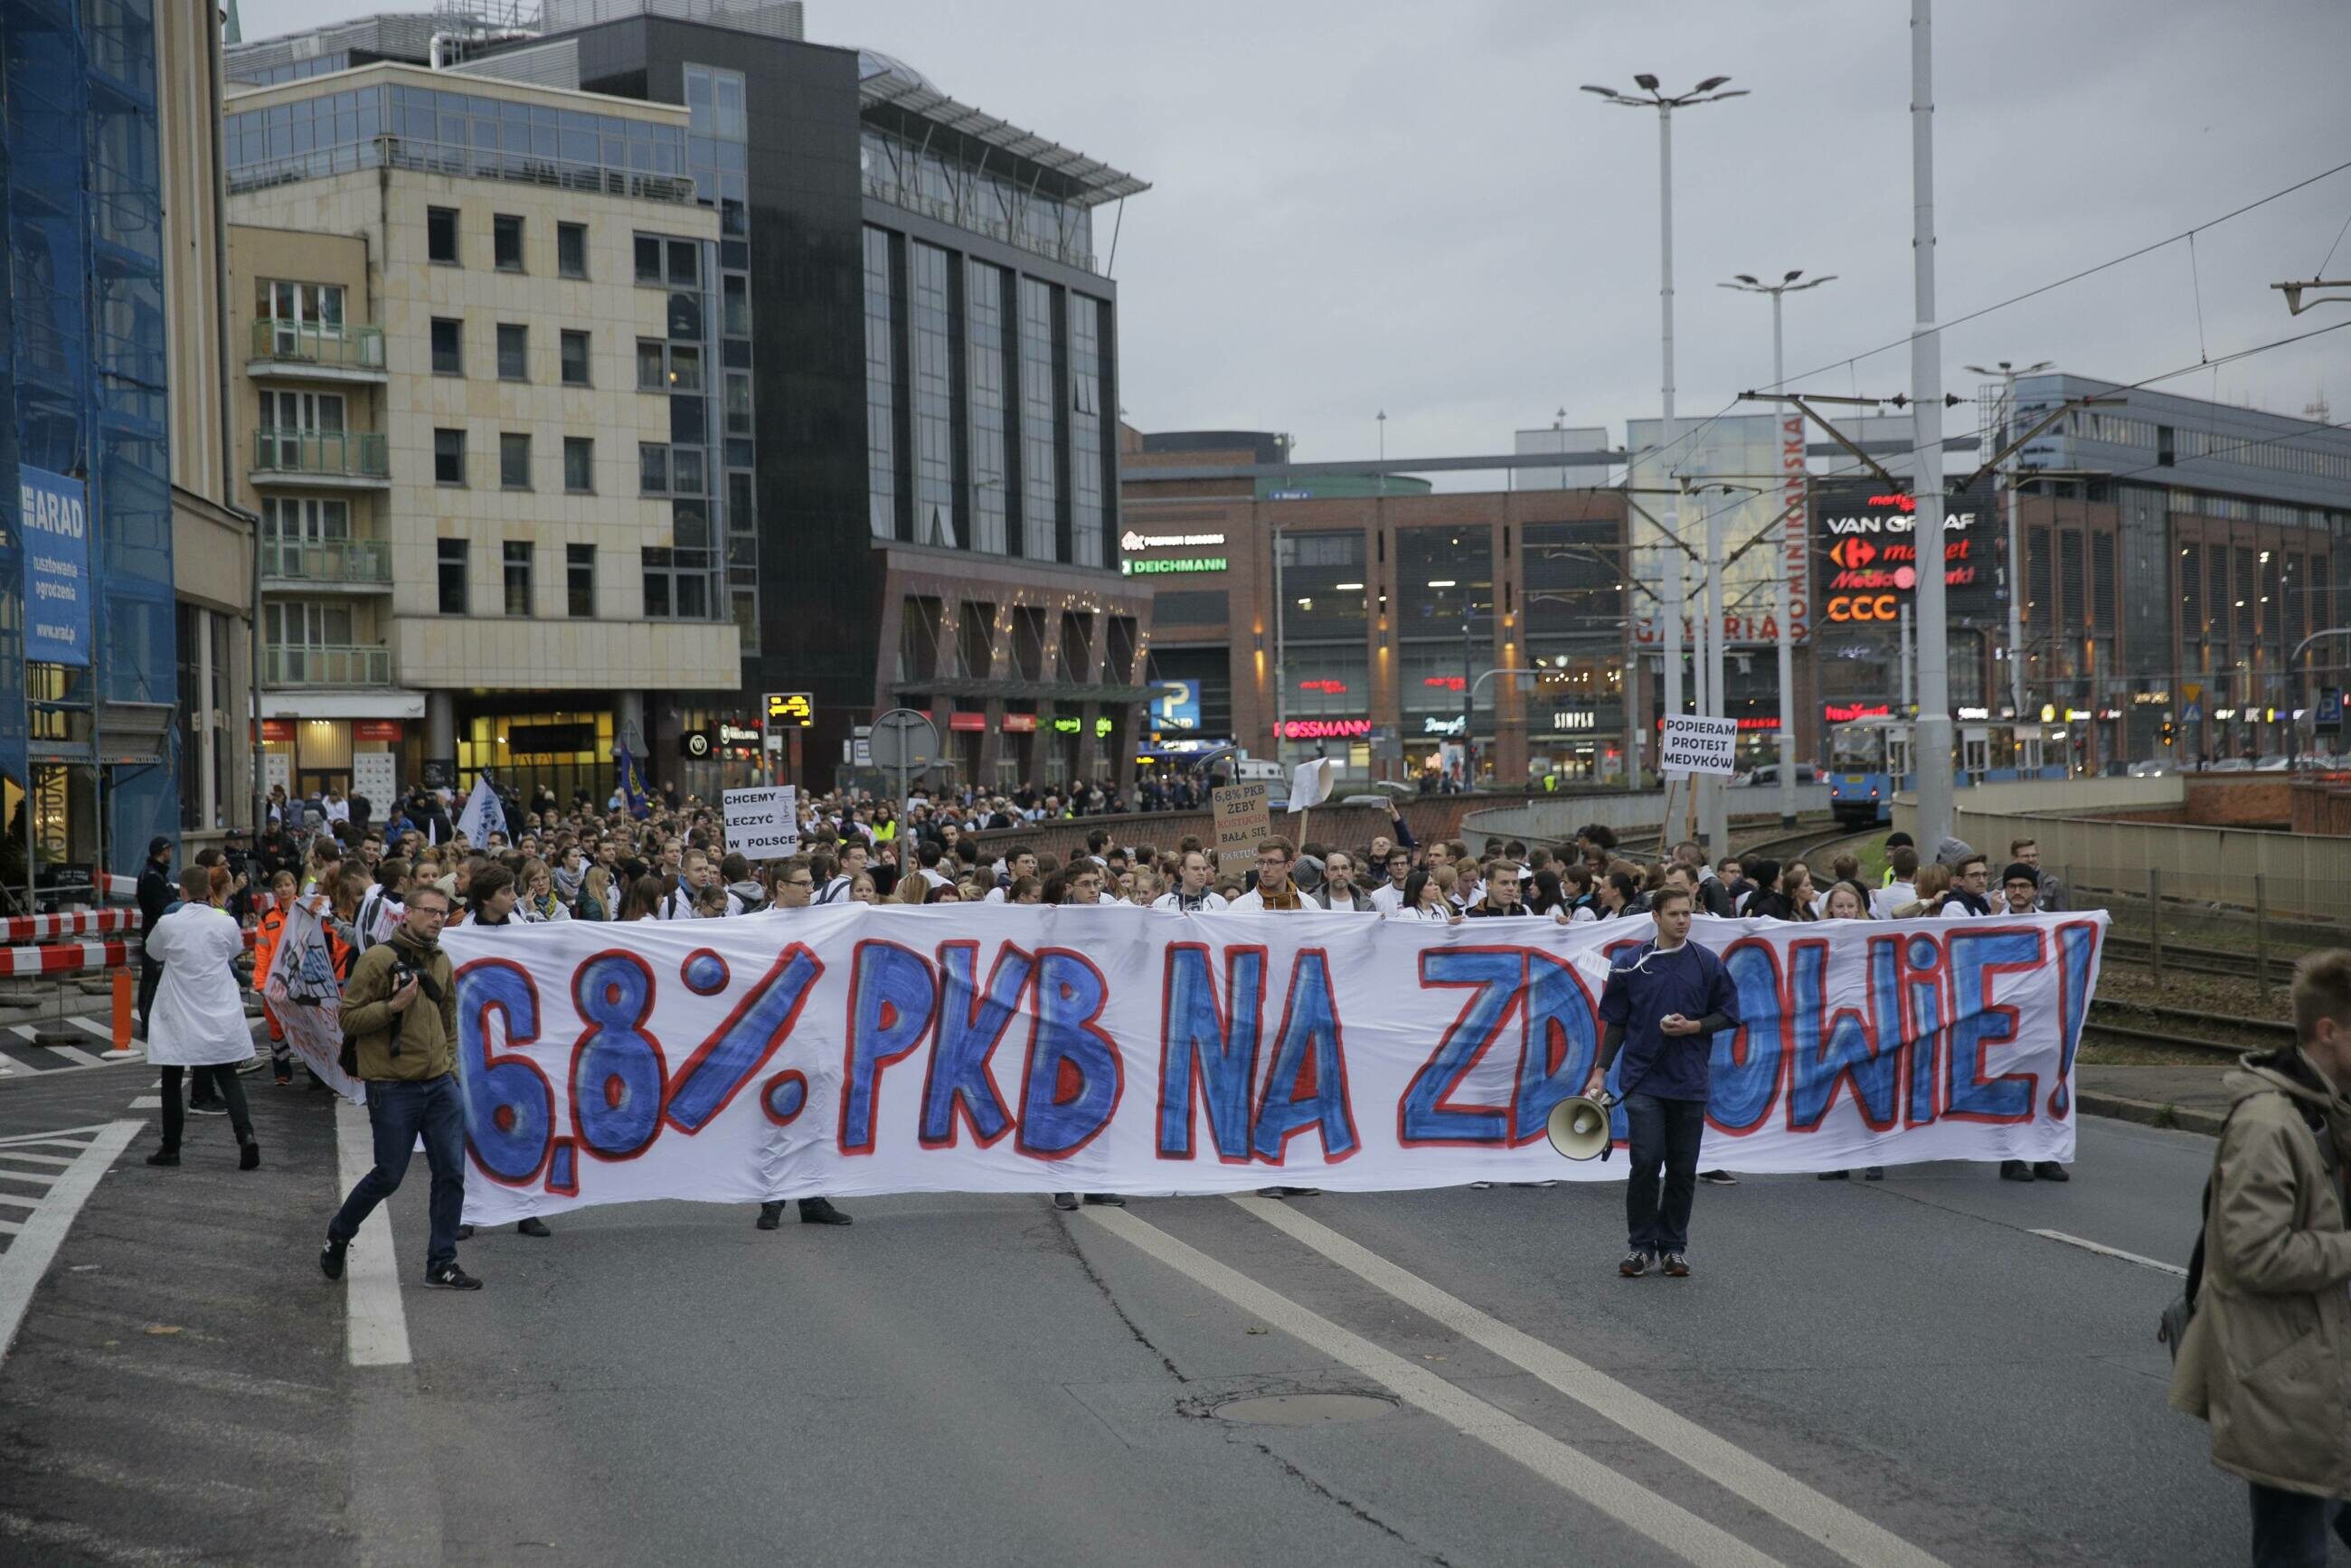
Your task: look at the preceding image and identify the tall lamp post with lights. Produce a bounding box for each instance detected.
[1583,72,1745,845]
[1723,269,1836,827]
[1964,359,2054,734]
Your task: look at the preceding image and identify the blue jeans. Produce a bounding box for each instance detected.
[1624,1092,1708,1257]
[327,1073,467,1272]
[2251,1483,2351,1567]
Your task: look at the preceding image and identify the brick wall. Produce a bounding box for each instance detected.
[2184,778,2290,827]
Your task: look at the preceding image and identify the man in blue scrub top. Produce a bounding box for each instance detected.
[1583,885,1741,1279]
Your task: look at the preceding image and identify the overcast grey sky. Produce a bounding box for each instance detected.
[237,0,2351,465]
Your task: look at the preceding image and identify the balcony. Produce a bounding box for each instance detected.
[261,538,392,591]
[248,319,387,383]
[263,644,392,687]
[251,430,390,488]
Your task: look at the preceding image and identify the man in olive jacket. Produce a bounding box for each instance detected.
[2170,949,2351,1563]
[316,885,482,1291]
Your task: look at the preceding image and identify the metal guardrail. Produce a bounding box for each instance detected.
[249,318,385,371]
[260,538,392,586]
[262,644,392,685]
[252,429,390,479]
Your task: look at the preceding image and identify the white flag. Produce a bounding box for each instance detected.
[456,774,500,845]
[1287,757,1335,814]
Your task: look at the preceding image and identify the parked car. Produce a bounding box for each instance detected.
[2254,753,2290,772]
[2126,760,2170,778]
[1730,763,1820,788]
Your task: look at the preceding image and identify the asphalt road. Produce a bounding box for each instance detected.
[0,1064,2248,1567]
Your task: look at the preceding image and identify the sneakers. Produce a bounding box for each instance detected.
[1052,1192,1080,1211]
[515,1217,551,1237]
[1081,1193,1127,1207]
[1863,1167,1884,1182]
[423,1262,483,1291]
[1468,1181,1495,1191]
[1817,1170,1851,1181]
[799,1197,852,1225]
[1659,1252,1691,1278]
[1256,1185,1321,1198]
[1696,1169,1739,1186]
[755,1202,784,1231]
[186,1101,228,1118]
[239,1140,261,1172]
[1619,1250,1652,1278]
[2031,1161,2070,1183]
[1999,1159,2035,1183]
[274,1070,293,1087]
[319,1239,347,1280]
[454,1223,476,1240]
[145,1148,179,1167]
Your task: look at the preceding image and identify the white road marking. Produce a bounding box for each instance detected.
[0,1151,77,1169]
[0,1168,56,1189]
[1084,1204,1785,1568]
[65,1015,117,1044]
[128,1096,159,1110]
[335,1095,411,1367]
[47,1044,106,1068]
[0,1121,138,1363]
[0,1126,111,1147]
[0,1219,20,1236]
[2029,1229,2188,1277]
[1233,1197,1952,1568]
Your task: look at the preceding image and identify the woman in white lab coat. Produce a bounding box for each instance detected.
[145,864,260,1170]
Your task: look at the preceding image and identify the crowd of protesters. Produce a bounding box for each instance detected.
[133,772,2086,1280]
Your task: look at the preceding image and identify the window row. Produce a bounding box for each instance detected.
[431,430,597,493]
[425,207,589,278]
[430,318,593,386]
[436,539,599,619]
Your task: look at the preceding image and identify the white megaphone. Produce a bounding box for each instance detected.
[1546,1092,1615,1162]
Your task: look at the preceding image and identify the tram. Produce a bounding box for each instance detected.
[1827,716,2068,827]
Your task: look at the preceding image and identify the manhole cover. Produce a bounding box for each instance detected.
[1212,1393,1394,1426]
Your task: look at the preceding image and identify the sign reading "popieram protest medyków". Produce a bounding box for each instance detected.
[442,907,2104,1223]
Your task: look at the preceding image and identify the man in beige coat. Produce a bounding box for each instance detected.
[2170,949,2351,1565]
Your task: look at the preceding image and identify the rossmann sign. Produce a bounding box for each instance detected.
[1811,482,1996,626]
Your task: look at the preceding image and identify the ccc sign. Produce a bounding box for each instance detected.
[1826,593,1901,623]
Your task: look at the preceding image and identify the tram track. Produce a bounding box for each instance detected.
[2083,997,2290,1061]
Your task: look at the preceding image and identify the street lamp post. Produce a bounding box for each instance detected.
[1723,270,1836,827]
[1964,359,2054,732]
[1907,0,1956,846]
[1585,72,1746,845]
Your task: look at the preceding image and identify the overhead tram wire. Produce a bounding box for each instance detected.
[1629,156,2351,485]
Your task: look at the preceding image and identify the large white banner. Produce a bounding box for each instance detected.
[440,908,2106,1223]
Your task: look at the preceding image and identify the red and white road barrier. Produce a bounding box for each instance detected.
[0,927,256,977]
[0,910,140,943]
[0,941,135,977]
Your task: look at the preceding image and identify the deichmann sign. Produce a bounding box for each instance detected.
[436,908,2103,1219]
[1812,481,1996,626]
[17,465,90,667]
[1120,556,1226,575]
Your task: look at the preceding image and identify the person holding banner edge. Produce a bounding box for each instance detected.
[1584,885,1741,1279]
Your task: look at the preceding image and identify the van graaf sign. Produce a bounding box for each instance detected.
[1812,482,1995,626]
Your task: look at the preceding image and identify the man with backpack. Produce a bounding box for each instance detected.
[2168,948,2351,1564]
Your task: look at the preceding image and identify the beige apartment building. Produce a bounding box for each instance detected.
[223,61,738,806]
